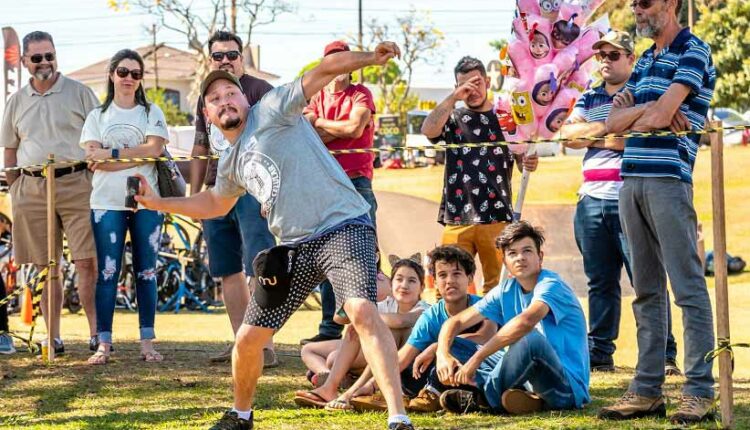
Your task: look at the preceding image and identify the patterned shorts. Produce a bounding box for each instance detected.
[243,223,377,330]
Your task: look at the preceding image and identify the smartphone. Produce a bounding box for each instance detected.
[125,176,140,209]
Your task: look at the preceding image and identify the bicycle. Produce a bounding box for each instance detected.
[156,214,220,312]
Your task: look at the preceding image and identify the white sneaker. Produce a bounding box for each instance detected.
[0,333,16,355]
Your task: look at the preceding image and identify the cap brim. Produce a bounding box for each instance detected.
[592,40,628,52]
[200,70,242,100]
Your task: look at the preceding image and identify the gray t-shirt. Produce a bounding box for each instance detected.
[214,77,370,243]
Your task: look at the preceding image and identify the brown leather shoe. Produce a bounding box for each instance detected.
[669,395,715,425]
[407,388,441,412]
[501,389,544,415]
[350,392,409,412]
[598,391,666,420]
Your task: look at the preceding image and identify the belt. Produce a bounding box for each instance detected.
[21,162,87,178]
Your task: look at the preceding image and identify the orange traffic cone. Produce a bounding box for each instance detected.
[21,286,33,325]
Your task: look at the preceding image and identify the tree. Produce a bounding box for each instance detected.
[694,0,750,110]
[146,87,190,125]
[108,0,295,98]
[357,10,444,118]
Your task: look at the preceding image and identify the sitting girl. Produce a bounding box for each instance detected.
[295,254,430,409]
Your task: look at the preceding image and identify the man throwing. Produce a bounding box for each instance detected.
[135,42,415,430]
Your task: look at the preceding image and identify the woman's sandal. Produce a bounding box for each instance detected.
[87,350,110,365]
[141,350,164,362]
[325,398,354,412]
[293,390,329,408]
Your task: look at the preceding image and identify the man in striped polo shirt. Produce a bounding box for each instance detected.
[560,30,680,376]
[598,0,716,425]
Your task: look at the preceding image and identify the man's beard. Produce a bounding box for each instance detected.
[33,66,54,81]
[221,116,242,130]
[636,13,666,38]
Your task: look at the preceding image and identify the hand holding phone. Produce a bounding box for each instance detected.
[125,176,140,209]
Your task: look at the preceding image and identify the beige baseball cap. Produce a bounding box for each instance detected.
[592,30,635,54]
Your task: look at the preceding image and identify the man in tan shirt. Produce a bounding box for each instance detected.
[0,31,99,354]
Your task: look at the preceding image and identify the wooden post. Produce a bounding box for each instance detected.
[710,120,733,428]
[45,154,56,362]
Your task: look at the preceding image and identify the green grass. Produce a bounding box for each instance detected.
[4,309,750,429]
[2,146,750,429]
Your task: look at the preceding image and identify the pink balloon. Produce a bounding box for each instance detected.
[537,88,581,139]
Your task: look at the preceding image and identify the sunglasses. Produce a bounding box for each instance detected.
[115,67,143,80]
[630,0,656,10]
[28,52,55,63]
[211,50,241,62]
[596,51,624,62]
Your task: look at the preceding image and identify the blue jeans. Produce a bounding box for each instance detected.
[574,195,677,364]
[427,334,575,412]
[318,176,378,338]
[202,193,275,277]
[92,209,163,343]
[620,177,714,398]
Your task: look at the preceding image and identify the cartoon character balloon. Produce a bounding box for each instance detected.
[495,0,608,143]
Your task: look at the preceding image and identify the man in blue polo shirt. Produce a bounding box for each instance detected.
[560,30,680,375]
[599,0,716,425]
[435,222,590,415]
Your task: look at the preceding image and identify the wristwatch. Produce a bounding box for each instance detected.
[111,148,120,159]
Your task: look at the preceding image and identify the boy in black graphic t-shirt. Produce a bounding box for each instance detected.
[422,56,538,295]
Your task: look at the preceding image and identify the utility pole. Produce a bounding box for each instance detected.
[358,0,363,82]
[688,0,694,27]
[231,0,237,34]
[151,23,159,89]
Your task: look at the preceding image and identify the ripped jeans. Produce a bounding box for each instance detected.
[91,209,163,344]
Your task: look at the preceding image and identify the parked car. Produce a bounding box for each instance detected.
[711,107,749,146]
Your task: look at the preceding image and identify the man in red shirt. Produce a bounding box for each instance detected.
[301,40,378,345]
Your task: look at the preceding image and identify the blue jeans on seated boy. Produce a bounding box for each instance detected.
[425,334,576,412]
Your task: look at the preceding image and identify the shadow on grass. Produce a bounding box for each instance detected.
[2,341,750,429]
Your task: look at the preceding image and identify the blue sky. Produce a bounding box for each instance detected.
[1,0,515,90]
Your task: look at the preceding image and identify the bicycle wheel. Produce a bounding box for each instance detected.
[157,264,181,308]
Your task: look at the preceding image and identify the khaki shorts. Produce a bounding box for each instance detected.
[10,169,96,266]
[442,222,509,295]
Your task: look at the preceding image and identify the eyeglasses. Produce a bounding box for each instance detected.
[115,67,143,80]
[28,52,55,63]
[596,51,624,62]
[211,51,241,62]
[630,0,656,10]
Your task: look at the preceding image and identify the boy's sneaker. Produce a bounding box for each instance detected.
[439,389,482,414]
[208,410,252,430]
[407,388,441,412]
[598,391,666,420]
[665,358,682,376]
[669,395,715,425]
[300,333,341,346]
[0,333,15,355]
[501,389,544,415]
[590,356,615,372]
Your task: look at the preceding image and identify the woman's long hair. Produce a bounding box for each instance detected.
[100,49,150,114]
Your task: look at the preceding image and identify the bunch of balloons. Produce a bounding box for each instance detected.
[495,0,609,150]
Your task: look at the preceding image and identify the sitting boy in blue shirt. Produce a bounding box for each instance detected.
[343,245,497,413]
[436,221,590,414]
